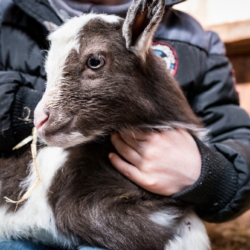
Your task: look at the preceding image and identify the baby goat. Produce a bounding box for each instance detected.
[0,0,210,249]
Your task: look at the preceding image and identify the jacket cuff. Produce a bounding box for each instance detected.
[172,137,238,222]
[12,87,42,144]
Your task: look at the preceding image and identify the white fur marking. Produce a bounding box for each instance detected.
[149,210,179,229]
[40,130,105,148]
[165,237,184,250]
[52,131,96,148]
[143,122,208,141]
[164,212,210,250]
[0,147,76,248]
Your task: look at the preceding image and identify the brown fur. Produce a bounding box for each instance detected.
[0,145,31,212]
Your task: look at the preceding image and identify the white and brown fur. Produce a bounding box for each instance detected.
[0,0,210,249]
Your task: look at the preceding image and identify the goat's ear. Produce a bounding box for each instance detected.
[122,0,165,58]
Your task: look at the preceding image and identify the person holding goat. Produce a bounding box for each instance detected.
[0,0,250,249]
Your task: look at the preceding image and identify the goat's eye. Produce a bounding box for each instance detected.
[87,55,105,69]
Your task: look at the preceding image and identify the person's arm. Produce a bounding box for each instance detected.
[109,127,240,223]
[175,31,250,222]
[109,31,250,223]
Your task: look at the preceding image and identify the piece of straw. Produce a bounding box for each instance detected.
[5,127,42,212]
[12,135,33,150]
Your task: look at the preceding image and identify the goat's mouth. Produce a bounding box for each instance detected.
[37,118,74,145]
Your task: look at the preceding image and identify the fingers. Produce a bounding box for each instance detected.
[118,130,155,151]
[111,133,141,166]
[118,132,145,153]
[123,130,149,141]
[109,153,143,185]
[111,130,160,158]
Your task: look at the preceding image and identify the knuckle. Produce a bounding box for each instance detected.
[123,171,131,178]
[165,187,178,196]
[123,147,133,158]
[111,133,119,145]
[144,148,157,161]
[143,177,157,188]
[151,132,161,140]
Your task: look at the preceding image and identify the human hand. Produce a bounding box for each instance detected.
[109,129,201,196]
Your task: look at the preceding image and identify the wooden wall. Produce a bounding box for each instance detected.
[226,38,250,115]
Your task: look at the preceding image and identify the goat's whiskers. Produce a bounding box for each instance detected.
[4,128,42,212]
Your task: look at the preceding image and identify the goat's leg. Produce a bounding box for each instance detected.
[55,197,188,250]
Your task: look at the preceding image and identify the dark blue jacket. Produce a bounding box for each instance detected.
[1,0,250,223]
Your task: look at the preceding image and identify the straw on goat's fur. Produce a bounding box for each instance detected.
[4,128,42,212]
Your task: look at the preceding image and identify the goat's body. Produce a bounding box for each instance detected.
[0,140,209,250]
[0,1,211,249]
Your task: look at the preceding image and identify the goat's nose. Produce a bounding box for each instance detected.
[34,103,49,130]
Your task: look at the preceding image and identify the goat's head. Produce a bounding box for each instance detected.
[34,0,200,148]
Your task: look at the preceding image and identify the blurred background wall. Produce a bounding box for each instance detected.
[175,0,250,114]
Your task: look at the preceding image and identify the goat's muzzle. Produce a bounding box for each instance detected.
[34,101,49,137]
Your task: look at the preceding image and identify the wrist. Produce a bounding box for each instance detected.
[174,132,202,194]
[172,137,238,222]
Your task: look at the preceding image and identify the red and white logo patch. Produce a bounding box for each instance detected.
[152,41,178,76]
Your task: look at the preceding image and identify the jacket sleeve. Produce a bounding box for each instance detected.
[0,71,44,151]
[0,1,46,151]
[173,31,250,223]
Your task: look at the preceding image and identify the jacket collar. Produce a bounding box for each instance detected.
[13,0,62,26]
[13,0,186,27]
[166,0,186,6]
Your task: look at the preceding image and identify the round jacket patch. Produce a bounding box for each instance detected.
[152,41,178,76]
